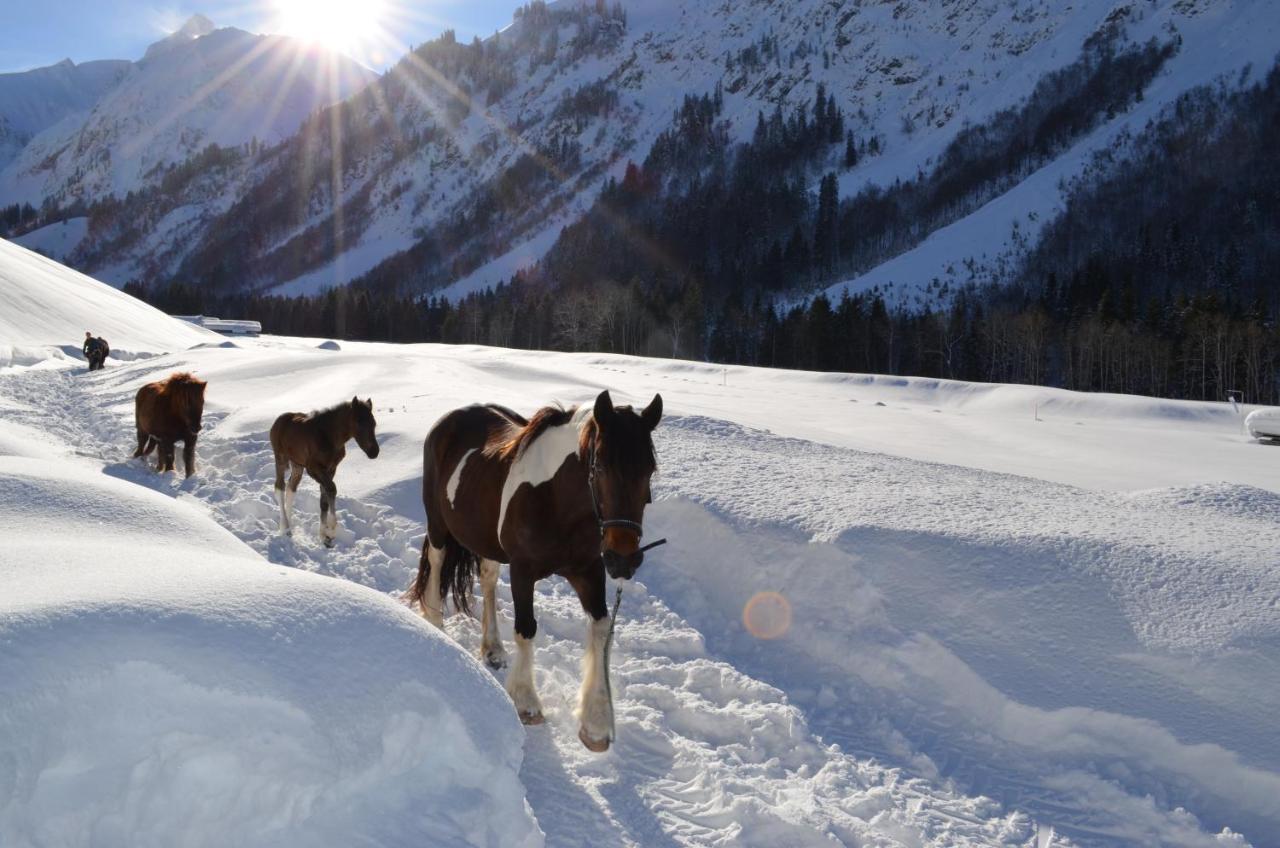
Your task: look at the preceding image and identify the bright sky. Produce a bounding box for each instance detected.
[0,1,527,73]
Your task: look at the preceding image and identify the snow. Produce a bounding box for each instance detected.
[436,211,578,301]
[4,248,1280,845]
[0,237,217,362]
[0,57,129,172]
[63,0,1280,297]
[0,455,541,847]
[822,0,1280,306]
[0,19,375,206]
[11,216,88,260]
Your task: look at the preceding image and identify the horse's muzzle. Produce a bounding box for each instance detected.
[602,548,644,580]
[364,443,381,459]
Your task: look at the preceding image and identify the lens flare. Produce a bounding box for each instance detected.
[742,591,792,640]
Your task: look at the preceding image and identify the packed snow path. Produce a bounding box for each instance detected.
[4,348,1278,847]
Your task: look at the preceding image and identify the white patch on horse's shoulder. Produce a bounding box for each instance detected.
[446,448,477,508]
[497,406,591,538]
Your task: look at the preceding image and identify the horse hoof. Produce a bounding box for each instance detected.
[578,727,610,752]
[483,651,508,670]
[323,537,335,549]
[518,710,544,726]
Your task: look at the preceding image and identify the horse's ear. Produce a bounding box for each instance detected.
[641,393,663,431]
[365,398,373,410]
[352,395,359,406]
[593,390,615,426]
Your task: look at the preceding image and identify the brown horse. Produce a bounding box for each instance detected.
[271,397,380,547]
[408,390,662,752]
[133,372,207,477]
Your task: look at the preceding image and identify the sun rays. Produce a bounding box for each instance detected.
[127,2,691,297]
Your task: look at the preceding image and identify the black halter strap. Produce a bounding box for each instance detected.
[587,443,645,537]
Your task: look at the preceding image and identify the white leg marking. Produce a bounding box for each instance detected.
[320,490,337,545]
[420,545,445,628]
[479,559,507,668]
[576,616,613,747]
[507,633,543,723]
[283,486,296,532]
[275,488,290,533]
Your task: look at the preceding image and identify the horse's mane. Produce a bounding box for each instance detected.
[309,400,353,421]
[162,371,204,387]
[487,404,578,462]
[158,372,205,400]
[154,372,205,422]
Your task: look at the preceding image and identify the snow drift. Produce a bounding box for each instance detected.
[0,450,541,845]
[0,236,215,363]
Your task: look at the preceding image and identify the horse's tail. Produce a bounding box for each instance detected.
[410,534,478,617]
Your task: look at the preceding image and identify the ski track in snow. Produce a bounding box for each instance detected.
[0,365,1039,847]
[5,358,1279,846]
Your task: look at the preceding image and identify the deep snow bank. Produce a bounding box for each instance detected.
[0,455,542,847]
[0,237,214,360]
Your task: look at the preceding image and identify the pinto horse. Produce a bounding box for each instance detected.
[408,390,662,752]
[271,397,380,546]
[134,372,206,478]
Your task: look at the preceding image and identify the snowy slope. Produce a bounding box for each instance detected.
[0,16,375,208]
[5,247,1280,843]
[11,215,88,260]
[821,0,1280,306]
[0,236,216,362]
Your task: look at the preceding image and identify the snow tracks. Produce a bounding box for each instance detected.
[0,363,1046,846]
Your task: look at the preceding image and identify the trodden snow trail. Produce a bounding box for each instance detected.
[0,362,1045,847]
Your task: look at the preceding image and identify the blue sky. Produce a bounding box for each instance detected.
[0,1,526,73]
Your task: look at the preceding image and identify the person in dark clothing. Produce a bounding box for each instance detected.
[83,331,109,371]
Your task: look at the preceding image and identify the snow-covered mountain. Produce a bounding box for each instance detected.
[40,0,1273,295]
[0,57,130,170]
[6,0,1279,303]
[0,15,374,209]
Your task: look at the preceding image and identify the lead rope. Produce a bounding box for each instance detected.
[600,536,667,745]
[602,582,624,744]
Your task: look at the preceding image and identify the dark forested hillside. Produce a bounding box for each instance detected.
[523,35,1175,299]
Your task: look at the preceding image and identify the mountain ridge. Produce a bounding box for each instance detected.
[0,16,375,211]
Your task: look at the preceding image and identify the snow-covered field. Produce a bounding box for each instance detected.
[3,241,1279,847]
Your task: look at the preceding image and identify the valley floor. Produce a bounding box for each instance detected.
[3,338,1278,847]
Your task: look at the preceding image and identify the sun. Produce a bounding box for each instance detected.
[271,0,388,58]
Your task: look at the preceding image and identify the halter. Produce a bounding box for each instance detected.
[585,431,667,554]
[586,438,646,539]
